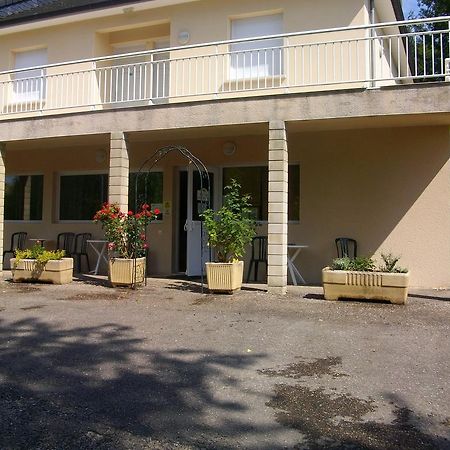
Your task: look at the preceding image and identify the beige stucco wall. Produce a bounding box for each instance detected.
[0,0,367,68]
[288,125,450,288]
[3,124,449,287]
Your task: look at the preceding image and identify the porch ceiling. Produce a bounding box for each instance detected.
[286,113,450,133]
[4,133,109,151]
[127,123,267,143]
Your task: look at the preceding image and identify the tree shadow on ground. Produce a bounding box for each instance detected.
[261,358,449,450]
[0,318,274,449]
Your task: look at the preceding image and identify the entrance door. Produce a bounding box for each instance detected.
[179,167,218,276]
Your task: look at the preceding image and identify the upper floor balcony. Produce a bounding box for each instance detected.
[0,16,449,120]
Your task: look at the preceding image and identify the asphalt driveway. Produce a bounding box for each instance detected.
[0,278,449,449]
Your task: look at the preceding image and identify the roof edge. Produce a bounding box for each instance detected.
[391,0,405,21]
[0,0,154,27]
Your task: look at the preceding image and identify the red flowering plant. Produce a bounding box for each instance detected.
[93,203,160,259]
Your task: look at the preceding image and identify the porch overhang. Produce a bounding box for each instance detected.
[0,84,449,143]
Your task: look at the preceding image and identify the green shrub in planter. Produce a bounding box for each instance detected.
[15,242,65,268]
[201,179,256,263]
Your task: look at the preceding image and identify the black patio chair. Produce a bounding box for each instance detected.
[335,237,357,259]
[73,233,91,273]
[56,232,75,257]
[246,236,268,282]
[3,232,28,268]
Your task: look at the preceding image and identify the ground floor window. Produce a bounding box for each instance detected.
[222,165,300,221]
[129,172,163,220]
[59,174,108,221]
[5,175,44,221]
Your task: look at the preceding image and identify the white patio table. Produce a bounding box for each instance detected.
[287,244,308,285]
[86,239,108,275]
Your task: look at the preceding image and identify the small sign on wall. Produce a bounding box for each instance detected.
[163,201,171,215]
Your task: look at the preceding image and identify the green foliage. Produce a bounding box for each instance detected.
[416,0,450,18]
[331,256,376,272]
[331,252,408,273]
[201,179,256,263]
[408,0,450,81]
[14,242,65,267]
[379,253,408,273]
[330,257,351,271]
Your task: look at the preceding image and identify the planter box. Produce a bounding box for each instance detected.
[109,257,146,287]
[205,261,244,293]
[322,268,410,305]
[11,258,73,284]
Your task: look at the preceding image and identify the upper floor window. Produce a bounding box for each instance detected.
[5,175,44,221]
[12,48,47,103]
[230,14,283,80]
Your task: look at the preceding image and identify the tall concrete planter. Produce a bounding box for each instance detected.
[322,268,410,305]
[205,261,244,293]
[11,257,73,284]
[109,257,146,287]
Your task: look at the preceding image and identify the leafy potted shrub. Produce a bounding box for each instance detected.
[11,242,73,284]
[322,253,410,304]
[201,179,256,293]
[93,203,159,287]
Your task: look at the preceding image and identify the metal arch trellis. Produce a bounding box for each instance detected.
[132,145,211,292]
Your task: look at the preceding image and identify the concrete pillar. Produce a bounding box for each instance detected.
[267,120,288,294]
[0,143,5,274]
[109,132,129,212]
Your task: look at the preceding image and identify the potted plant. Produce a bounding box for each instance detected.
[322,253,410,304]
[11,241,73,284]
[202,179,256,293]
[93,203,159,287]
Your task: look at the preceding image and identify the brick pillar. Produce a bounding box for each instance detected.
[109,132,129,212]
[267,121,288,294]
[0,143,5,275]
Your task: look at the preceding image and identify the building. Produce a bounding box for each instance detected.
[0,0,449,292]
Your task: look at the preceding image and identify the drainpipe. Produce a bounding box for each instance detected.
[0,143,5,276]
[368,0,376,88]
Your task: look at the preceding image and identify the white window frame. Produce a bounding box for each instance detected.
[4,172,44,223]
[57,171,109,224]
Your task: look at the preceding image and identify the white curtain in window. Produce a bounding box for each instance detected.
[230,14,283,80]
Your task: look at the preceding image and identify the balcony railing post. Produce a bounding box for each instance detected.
[214,44,219,98]
[285,37,290,93]
[39,69,44,113]
[91,61,97,110]
[447,20,450,80]
[368,10,377,88]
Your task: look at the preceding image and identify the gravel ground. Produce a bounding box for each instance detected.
[0,276,449,450]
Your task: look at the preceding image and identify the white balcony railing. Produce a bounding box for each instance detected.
[0,16,449,117]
